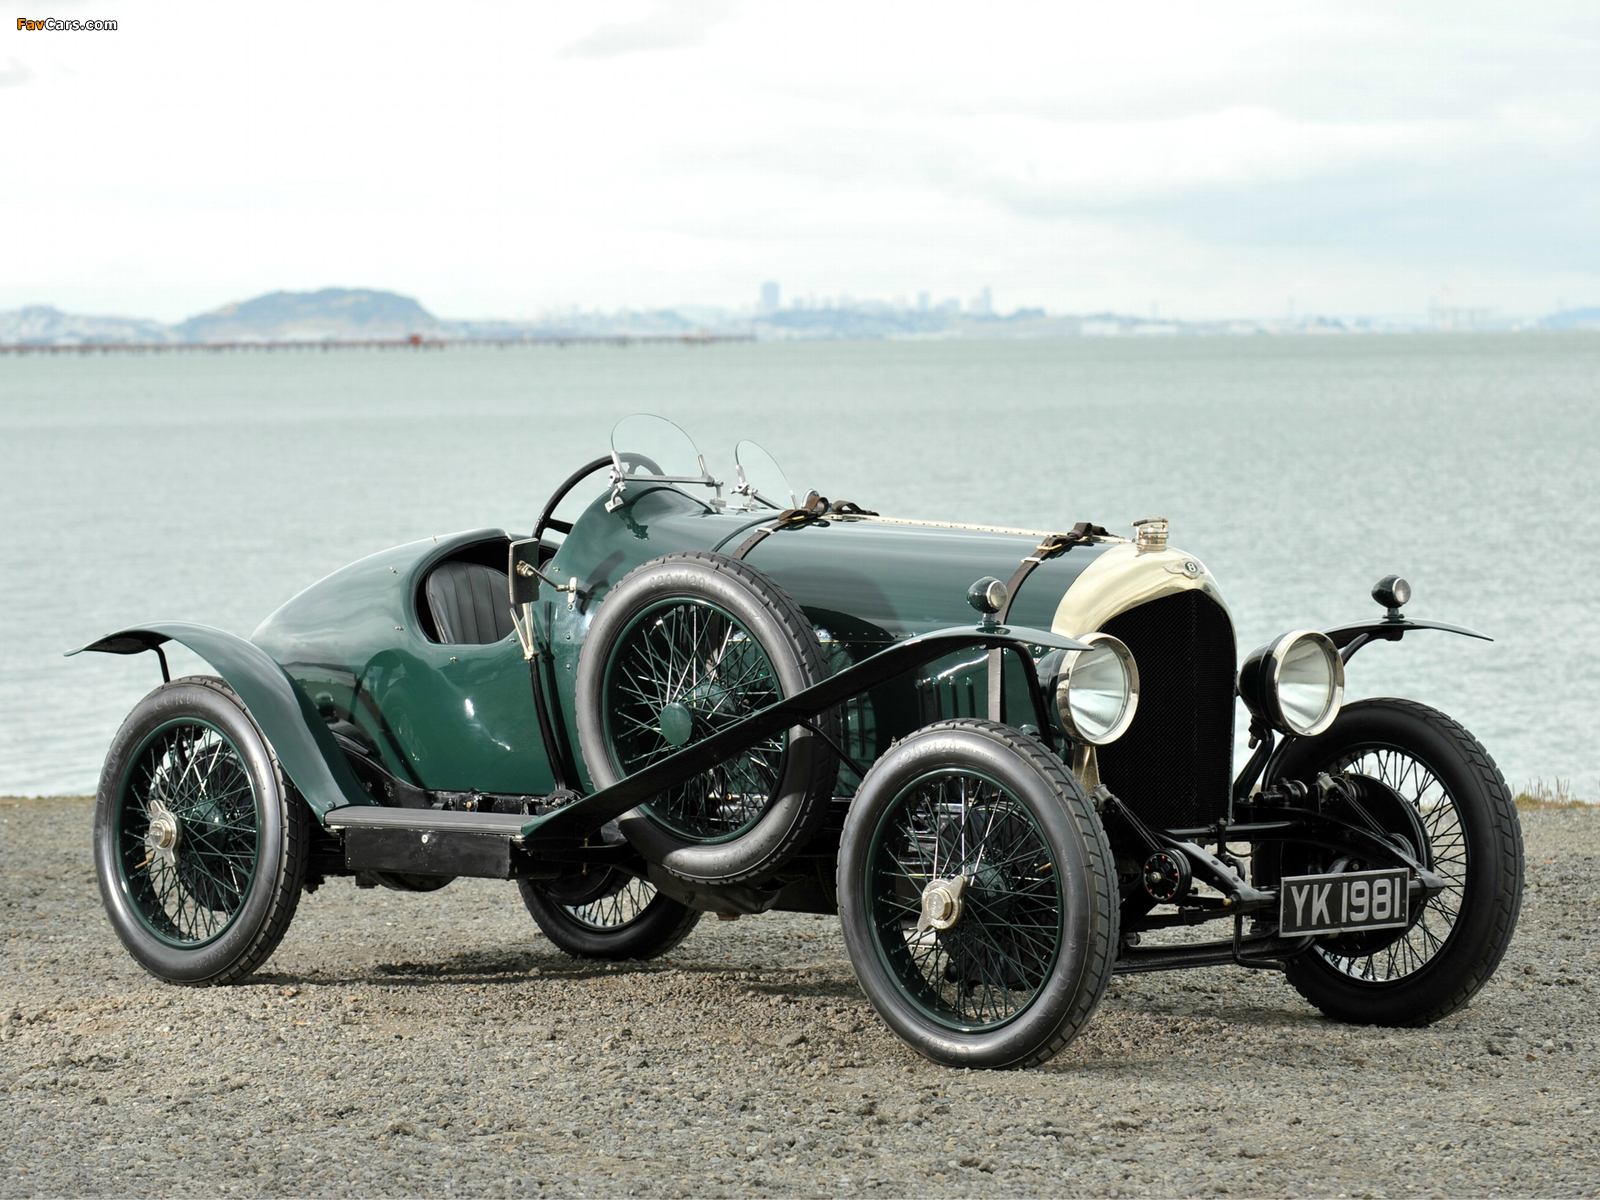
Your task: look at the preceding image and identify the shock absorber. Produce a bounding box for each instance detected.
[1141,847,1192,903]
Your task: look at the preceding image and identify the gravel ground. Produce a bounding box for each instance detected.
[2,796,1596,1199]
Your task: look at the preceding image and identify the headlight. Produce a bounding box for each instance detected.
[1239,629,1344,737]
[1041,633,1139,745]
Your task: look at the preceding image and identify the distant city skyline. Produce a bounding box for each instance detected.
[11,279,1597,327]
[5,284,1594,350]
[4,3,1597,323]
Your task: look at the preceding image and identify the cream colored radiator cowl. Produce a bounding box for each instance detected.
[1050,541,1231,639]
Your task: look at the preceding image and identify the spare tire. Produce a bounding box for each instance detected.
[575,551,838,884]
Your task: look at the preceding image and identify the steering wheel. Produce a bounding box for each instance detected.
[618,452,665,476]
[531,453,666,547]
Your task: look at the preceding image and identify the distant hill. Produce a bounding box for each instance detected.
[7,289,1590,347]
[0,305,177,346]
[177,288,440,343]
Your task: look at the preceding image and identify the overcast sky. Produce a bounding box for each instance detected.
[3,1,1596,321]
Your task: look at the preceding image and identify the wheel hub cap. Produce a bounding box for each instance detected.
[658,701,694,747]
[145,796,180,866]
[916,875,969,932]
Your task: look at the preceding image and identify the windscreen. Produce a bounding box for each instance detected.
[610,414,710,483]
[733,439,795,510]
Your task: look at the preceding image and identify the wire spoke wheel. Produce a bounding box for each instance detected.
[517,868,701,961]
[116,719,261,947]
[866,770,1063,1031]
[1270,698,1522,1027]
[838,721,1115,1068]
[1315,748,1467,984]
[577,551,837,885]
[560,875,659,931]
[95,676,308,986]
[604,598,787,842]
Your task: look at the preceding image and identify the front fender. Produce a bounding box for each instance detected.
[1323,616,1491,663]
[69,621,376,821]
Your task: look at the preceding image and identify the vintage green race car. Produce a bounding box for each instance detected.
[76,415,1524,1068]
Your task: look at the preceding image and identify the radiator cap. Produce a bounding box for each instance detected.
[1132,517,1169,553]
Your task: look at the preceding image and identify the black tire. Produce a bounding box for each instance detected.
[93,676,310,986]
[517,871,701,960]
[837,720,1118,1069]
[575,551,838,884]
[1268,698,1524,1026]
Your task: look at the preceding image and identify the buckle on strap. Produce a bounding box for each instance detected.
[998,521,1111,621]
[1024,521,1111,563]
[732,493,879,559]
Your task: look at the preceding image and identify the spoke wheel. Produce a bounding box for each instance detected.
[517,870,701,960]
[867,771,1062,1031]
[575,551,837,885]
[94,677,309,986]
[838,720,1116,1069]
[118,720,260,946]
[1311,749,1466,981]
[561,874,657,929]
[1267,698,1523,1026]
[605,598,786,842]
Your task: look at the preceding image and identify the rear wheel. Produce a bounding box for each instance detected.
[93,677,309,985]
[1267,698,1523,1026]
[837,720,1117,1069]
[517,871,701,960]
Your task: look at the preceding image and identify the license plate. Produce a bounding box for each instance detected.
[1279,867,1410,937]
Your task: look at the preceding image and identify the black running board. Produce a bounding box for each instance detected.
[326,806,559,881]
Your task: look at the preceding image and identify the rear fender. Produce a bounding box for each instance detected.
[69,622,376,822]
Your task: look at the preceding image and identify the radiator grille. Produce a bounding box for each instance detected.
[1093,590,1236,831]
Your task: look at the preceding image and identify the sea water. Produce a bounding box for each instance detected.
[2,334,1596,797]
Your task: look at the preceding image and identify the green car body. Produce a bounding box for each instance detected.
[247,480,1177,818]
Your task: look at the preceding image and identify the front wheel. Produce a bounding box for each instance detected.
[837,720,1118,1069]
[93,677,309,985]
[517,870,701,960]
[1267,698,1524,1026]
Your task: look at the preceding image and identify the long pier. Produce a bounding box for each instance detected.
[0,333,756,355]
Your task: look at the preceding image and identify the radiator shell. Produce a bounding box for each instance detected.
[1094,591,1238,831]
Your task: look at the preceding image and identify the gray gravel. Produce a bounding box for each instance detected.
[2,796,1597,1198]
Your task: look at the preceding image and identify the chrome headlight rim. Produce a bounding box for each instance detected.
[1243,628,1345,738]
[1051,632,1140,747]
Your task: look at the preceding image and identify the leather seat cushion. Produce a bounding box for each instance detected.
[425,561,517,645]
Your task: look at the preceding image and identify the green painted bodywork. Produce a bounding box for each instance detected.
[543,482,1116,791]
[252,530,552,799]
[116,480,1122,819]
[71,621,373,817]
